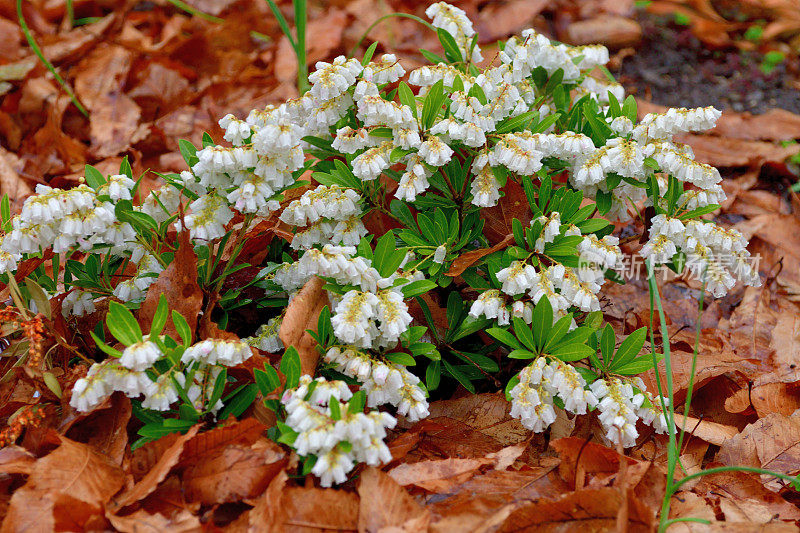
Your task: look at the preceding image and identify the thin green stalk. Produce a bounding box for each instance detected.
[65,0,74,28]
[17,0,88,117]
[348,13,436,58]
[265,0,308,93]
[165,0,224,23]
[293,0,308,93]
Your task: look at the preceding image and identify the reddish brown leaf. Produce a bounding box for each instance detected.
[283,486,359,531]
[177,417,268,469]
[138,226,203,343]
[239,470,288,530]
[358,467,430,531]
[110,425,199,511]
[445,234,514,277]
[279,276,328,376]
[182,438,287,505]
[73,44,141,157]
[388,457,492,492]
[106,508,202,533]
[481,181,531,245]
[1,433,125,532]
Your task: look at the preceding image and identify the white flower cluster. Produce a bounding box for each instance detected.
[471,228,622,324]
[509,357,598,432]
[324,347,429,421]
[245,317,283,353]
[589,377,670,447]
[281,375,396,487]
[425,2,482,63]
[330,288,413,349]
[70,336,252,413]
[0,183,139,275]
[641,215,760,296]
[280,185,367,249]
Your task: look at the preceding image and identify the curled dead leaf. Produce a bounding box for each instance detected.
[279,276,328,376]
[139,227,203,343]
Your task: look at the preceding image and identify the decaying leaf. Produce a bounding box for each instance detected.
[279,276,328,376]
[2,433,125,532]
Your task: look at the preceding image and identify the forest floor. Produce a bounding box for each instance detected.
[2,0,800,530]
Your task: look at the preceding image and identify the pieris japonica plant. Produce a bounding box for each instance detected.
[0,2,762,486]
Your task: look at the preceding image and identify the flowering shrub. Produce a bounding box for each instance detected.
[0,2,761,486]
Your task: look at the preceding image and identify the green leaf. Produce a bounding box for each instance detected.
[348,390,367,414]
[361,41,379,66]
[172,311,192,346]
[398,81,418,120]
[437,28,463,63]
[207,368,228,412]
[443,360,475,393]
[622,95,638,123]
[329,396,342,420]
[426,360,441,390]
[600,324,615,368]
[543,314,573,351]
[107,301,143,346]
[255,364,282,396]
[84,164,106,190]
[550,343,595,362]
[421,80,445,129]
[385,352,416,366]
[610,327,647,370]
[512,317,536,352]
[487,327,523,350]
[178,139,199,167]
[532,297,553,350]
[218,384,257,420]
[614,355,656,375]
[508,349,537,359]
[150,294,169,336]
[280,346,302,389]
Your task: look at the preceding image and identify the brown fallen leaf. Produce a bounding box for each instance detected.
[64,392,131,465]
[0,147,32,205]
[672,414,739,447]
[279,276,328,376]
[358,467,430,532]
[388,457,492,492]
[717,410,800,485]
[694,468,800,523]
[138,226,203,343]
[106,508,202,533]
[475,0,548,42]
[237,470,287,531]
[445,234,514,277]
[566,15,642,48]
[674,133,798,168]
[110,425,199,511]
[282,486,359,531]
[177,417,268,469]
[0,446,36,476]
[426,393,531,447]
[73,44,142,157]
[481,180,532,245]
[182,438,287,505]
[1,432,125,533]
[498,486,655,532]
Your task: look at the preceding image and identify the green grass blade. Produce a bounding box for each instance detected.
[265,0,297,50]
[293,0,309,93]
[165,0,224,23]
[17,0,88,117]
[348,13,436,58]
